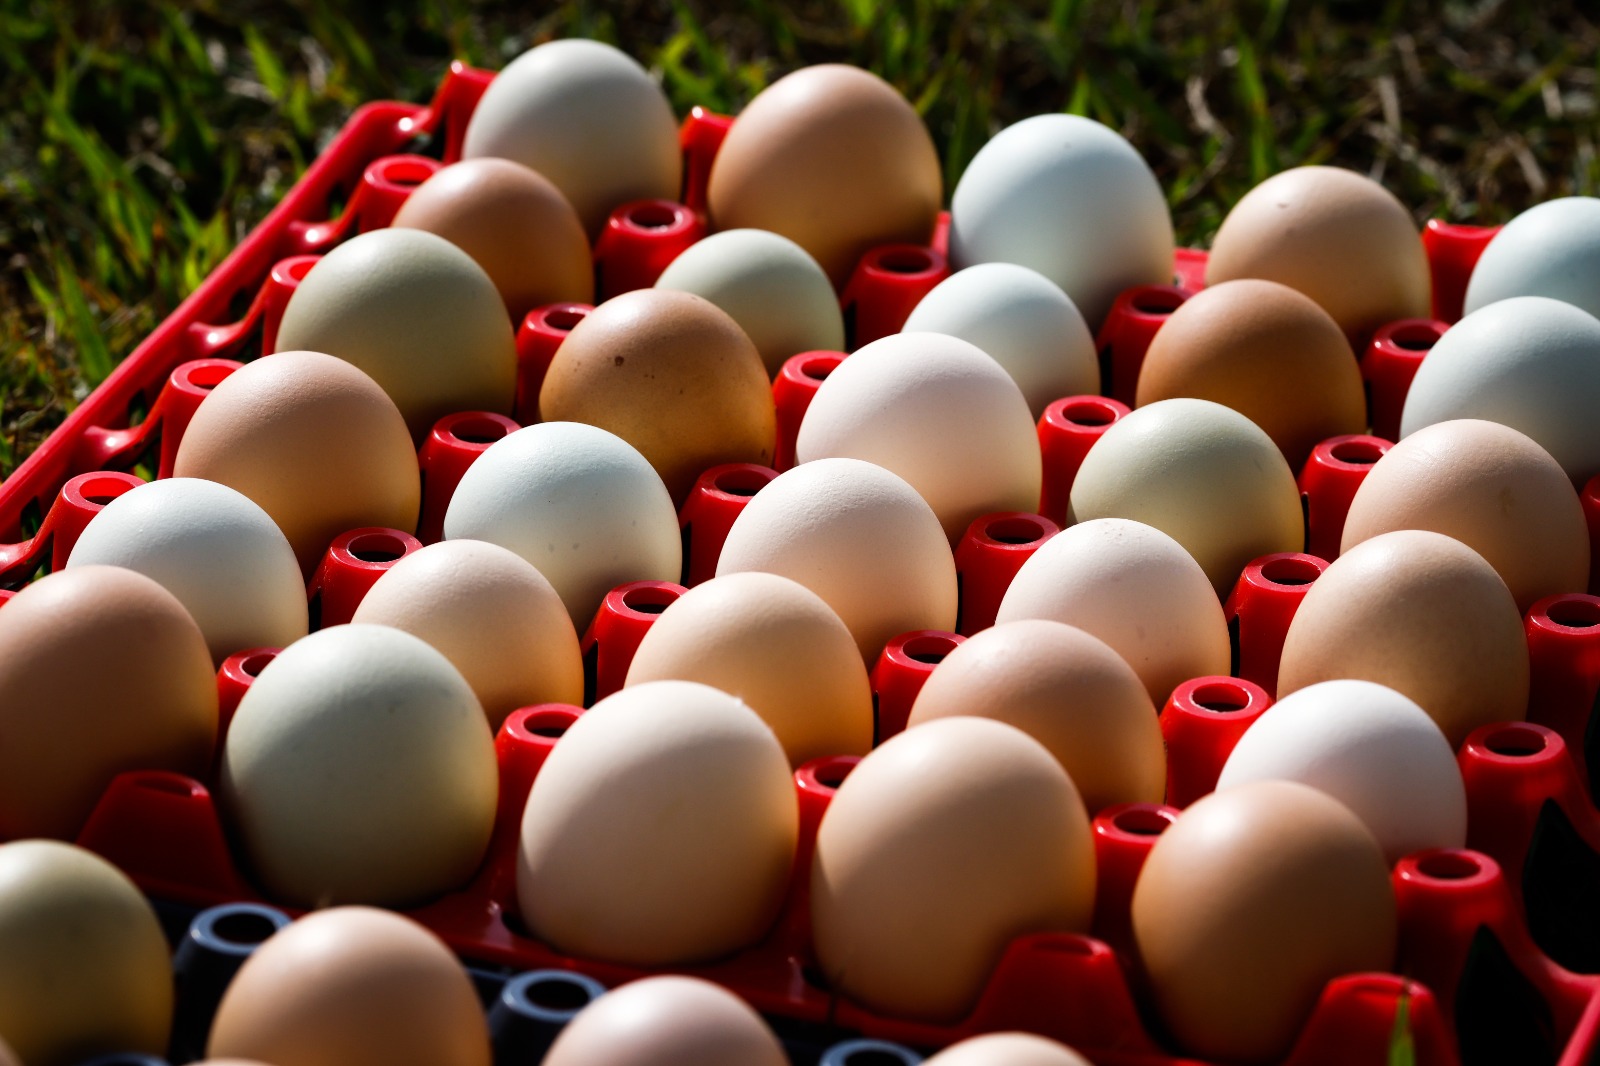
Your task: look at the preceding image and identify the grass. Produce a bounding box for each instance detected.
[3,0,1599,476]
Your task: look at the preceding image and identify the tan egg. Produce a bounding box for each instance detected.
[0,1038,16,1066]
[275,228,516,436]
[707,64,942,286]
[0,841,172,1066]
[352,539,582,728]
[0,566,215,840]
[392,158,593,322]
[624,572,872,766]
[923,1033,1093,1066]
[1206,166,1431,346]
[173,350,420,571]
[517,681,797,967]
[1341,419,1588,611]
[542,976,787,1066]
[811,717,1095,1023]
[907,620,1164,812]
[1132,780,1396,1064]
[1135,279,1366,471]
[1068,398,1304,595]
[995,518,1230,705]
[716,458,958,662]
[207,907,490,1066]
[539,289,776,501]
[1278,529,1527,747]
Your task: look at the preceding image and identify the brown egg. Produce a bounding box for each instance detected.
[708,64,942,286]
[1341,419,1588,611]
[0,1039,16,1066]
[207,907,490,1066]
[907,620,1165,812]
[539,289,776,501]
[1136,279,1366,470]
[0,566,215,839]
[392,158,593,323]
[173,350,421,571]
[1278,529,1528,747]
[923,1033,1093,1066]
[542,976,787,1066]
[1132,780,1396,1064]
[1206,166,1431,346]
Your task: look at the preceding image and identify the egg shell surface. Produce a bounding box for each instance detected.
[1465,197,1600,320]
[923,1033,1093,1066]
[541,976,787,1066]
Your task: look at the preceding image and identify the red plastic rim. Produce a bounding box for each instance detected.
[898,633,960,666]
[618,583,680,616]
[1326,437,1388,466]
[62,471,142,509]
[1408,849,1494,885]
[172,359,240,393]
[335,529,417,566]
[709,466,773,499]
[799,354,841,381]
[623,201,689,232]
[541,307,587,331]
[443,413,515,446]
[798,755,861,792]
[980,514,1051,547]
[272,256,320,285]
[870,246,939,276]
[1257,555,1324,587]
[1479,723,1550,758]
[1110,805,1176,837]
[368,155,439,189]
[1056,397,1122,427]
[1188,679,1251,713]
[1537,594,1600,630]
[506,705,582,742]
[238,651,277,678]
[1382,321,1445,352]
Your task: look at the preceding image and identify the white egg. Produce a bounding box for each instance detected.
[1465,197,1600,320]
[1216,679,1466,864]
[795,332,1041,541]
[67,477,307,663]
[1400,296,1600,486]
[902,263,1098,419]
[654,229,844,377]
[948,113,1175,328]
[443,422,682,631]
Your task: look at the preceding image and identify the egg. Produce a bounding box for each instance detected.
[539,289,776,501]
[1205,166,1431,346]
[1465,196,1600,319]
[707,64,941,286]
[0,841,171,1066]
[947,113,1175,328]
[173,350,420,571]
[1132,780,1396,1063]
[995,519,1229,704]
[207,906,490,1066]
[1134,279,1366,471]
[442,422,682,631]
[1216,679,1465,864]
[907,620,1164,812]
[541,976,787,1066]
[275,229,516,436]
[1068,398,1303,594]
[66,477,307,663]
[391,158,593,322]
[1399,296,1600,486]
[923,1033,1093,1066]
[221,624,497,908]
[1277,529,1527,747]
[350,539,582,728]
[653,229,844,377]
[462,38,680,236]
[0,1040,16,1066]
[716,458,958,660]
[1341,419,1588,610]
[624,572,872,765]
[0,566,215,839]
[812,716,1095,1022]
[517,681,797,966]
[796,332,1041,540]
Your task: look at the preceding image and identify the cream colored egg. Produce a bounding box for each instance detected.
[0,841,171,1066]
[796,332,1041,541]
[221,625,497,908]
[1068,398,1303,594]
[923,1033,1093,1066]
[275,228,516,436]
[624,572,872,766]
[995,518,1230,704]
[351,539,582,728]
[67,477,307,663]
[812,716,1095,1023]
[463,39,680,236]
[442,422,682,631]
[517,681,797,966]
[716,458,958,661]
[902,262,1098,419]
[654,229,845,378]
[542,976,787,1066]
[908,620,1164,812]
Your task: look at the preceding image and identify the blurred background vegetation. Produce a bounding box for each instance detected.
[2,0,1598,476]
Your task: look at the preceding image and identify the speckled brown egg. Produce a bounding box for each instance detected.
[707,65,942,286]
[1136,279,1366,471]
[392,158,593,323]
[1206,166,1431,346]
[539,289,775,501]
[542,976,787,1066]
